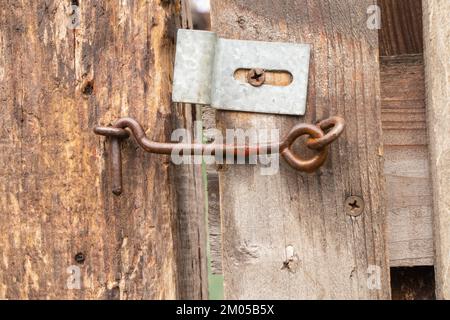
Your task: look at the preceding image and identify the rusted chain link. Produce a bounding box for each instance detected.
[94,116,345,195]
[306,117,346,150]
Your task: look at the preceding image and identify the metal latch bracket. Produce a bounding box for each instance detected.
[172,29,311,116]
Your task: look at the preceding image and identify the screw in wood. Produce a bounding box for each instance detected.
[247,68,266,87]
[345,196,365,217]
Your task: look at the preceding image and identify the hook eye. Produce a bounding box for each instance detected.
[306,116,346,150]
[280,124,328,173]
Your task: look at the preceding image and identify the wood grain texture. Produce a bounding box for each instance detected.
[172,102,208,299]
[211,0,390,299]
[378,0,423,56]
[380,55,434,267]
[172,2,208,300]
[206,55,434,272]
[207,172,222,275]
[423,0,450,300]
[203,108,223,275]
[0,0,206,299]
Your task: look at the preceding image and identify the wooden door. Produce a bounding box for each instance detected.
[1,0,448,301]
[210,0,391,299]
[0,0,206,299]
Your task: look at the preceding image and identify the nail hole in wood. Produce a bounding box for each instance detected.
[74,252,85,264]
[82,81,94,96]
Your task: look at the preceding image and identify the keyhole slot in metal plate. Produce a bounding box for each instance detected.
[233,69,293,87]
[172,29,311,116]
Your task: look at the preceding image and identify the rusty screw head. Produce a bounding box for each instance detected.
[345,196,365,217]
[247,68,265,87]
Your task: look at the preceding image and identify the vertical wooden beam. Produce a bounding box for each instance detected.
[210,0,390,299]
[0,0,206,299]
[423,0,450,300]
[381,55,434,267]
[207,172,222,275]
[378,0,423,56]
[172,1,208,301]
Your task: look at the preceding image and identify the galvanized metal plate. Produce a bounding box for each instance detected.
[172,30,311,116]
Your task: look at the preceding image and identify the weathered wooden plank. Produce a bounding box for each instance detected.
[378,0,423,56]
[380,55,434,267]
[207,54,435,271]
[0,0,205,299]
[172,101,208,299]
[207,172,222,275]
[210,0,390,299]
[172,1,208,300]
[423,0,450,300]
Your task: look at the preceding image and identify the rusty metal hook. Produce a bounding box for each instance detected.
[94,116,345,195]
